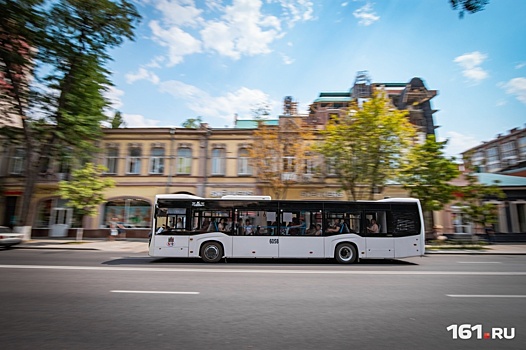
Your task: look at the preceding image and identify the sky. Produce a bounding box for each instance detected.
[105,0,526,158]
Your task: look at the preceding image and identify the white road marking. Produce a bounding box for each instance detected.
[111,290,199,295]
[1,264,526,276]
[447,295,526,298]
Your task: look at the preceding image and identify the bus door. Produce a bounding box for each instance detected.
[232,208,279,258]
[364,210,395,258]
[151,207,190,257]
[278,208,324,258]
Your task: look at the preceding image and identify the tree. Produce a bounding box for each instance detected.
[251,102,271,120]
[0,0,140,226]
[316,90,416,200]
[56,163,115,226]
[400,135,460,212]
[450,0,489,18]
[111,110,126,128]
[454,170,505,233]
[249,118,314,199]
[182,116,202,128]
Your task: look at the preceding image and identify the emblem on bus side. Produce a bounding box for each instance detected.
[167,237,174,247]
[192,201,205,207]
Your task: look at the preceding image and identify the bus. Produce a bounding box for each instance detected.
[149,194,425,264]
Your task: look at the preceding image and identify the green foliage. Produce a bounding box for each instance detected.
[316,90,416,200]
[111,110,126,128]
[450,0,489,18]
[1,0,140,225]
[251,102,271,120]
[57,163,115,217]
[182,116,202,128]
[399,135,460,212]
[455,172,505,228]
[249,118,314,199]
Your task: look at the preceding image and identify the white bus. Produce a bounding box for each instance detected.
[149,194,425,264]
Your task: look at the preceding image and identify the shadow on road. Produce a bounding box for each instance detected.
[101,256,418,266]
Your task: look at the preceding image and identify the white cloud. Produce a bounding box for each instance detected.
[123,114,161,127]
[150,20,202,66]
[154,0,203,27]
[125,68,160,84]
[453,51,489,83]
[191,86,274,120]
[502,77,526,105]
[274,0,314,26]
[104,86,124,110]
[353,3,380,26]
[438,131,480,158]
[515,62,526,69]
[158,80,203,100]
[201,0,282,59]
[281,53,295,64]
[148,0,313,65]
[158,79,277,121]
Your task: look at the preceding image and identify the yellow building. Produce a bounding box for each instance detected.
[2,74,437,238]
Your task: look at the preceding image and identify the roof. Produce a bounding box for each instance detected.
[313,96,352,103]
[474,173,526,187]
[235,119,279,129]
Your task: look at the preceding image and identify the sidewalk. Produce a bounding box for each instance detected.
[425,243,526,255]
[15,238,149,253]
[11,238,526,255]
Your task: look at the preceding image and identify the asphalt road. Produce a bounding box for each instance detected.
[0,250,525,350]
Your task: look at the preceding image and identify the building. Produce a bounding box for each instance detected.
[463,125,526,176]
[0,74,437,238]
[448,125,526,240]
[307,72,438,140]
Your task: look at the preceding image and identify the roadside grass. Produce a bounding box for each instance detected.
[425,239,490,250]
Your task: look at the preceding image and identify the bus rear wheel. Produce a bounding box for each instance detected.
[200,242,223,263]
[335,243,357,264]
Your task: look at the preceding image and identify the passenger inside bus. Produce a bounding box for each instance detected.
[326,219,343,233]
[367,219,379,234]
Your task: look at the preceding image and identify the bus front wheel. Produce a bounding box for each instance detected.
[335,243,357,264]
[200,242,223,263]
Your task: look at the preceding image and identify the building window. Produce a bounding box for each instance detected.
[283,156,296,173]
[501,141,517,161]
[103,199,151,228]
[326,157,337,176]
[10,148,25,175]
[176,147,192,174]
[105,147,119,174]
[486,147,500,172]
[127,147,142,174]
[150,147,165,174]
[519,136,526,160]
[238,148,251,175]
[211,148,225,175]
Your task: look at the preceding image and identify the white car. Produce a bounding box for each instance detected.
[0,226,24,249]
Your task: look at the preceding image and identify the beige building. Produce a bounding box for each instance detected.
[1,73,437,238]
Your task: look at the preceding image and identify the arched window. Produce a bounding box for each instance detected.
[176,147,192,174]
[238,148,251,175]
[103,199,151,228]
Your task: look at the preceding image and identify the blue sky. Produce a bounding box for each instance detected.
[105,0,526,158]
